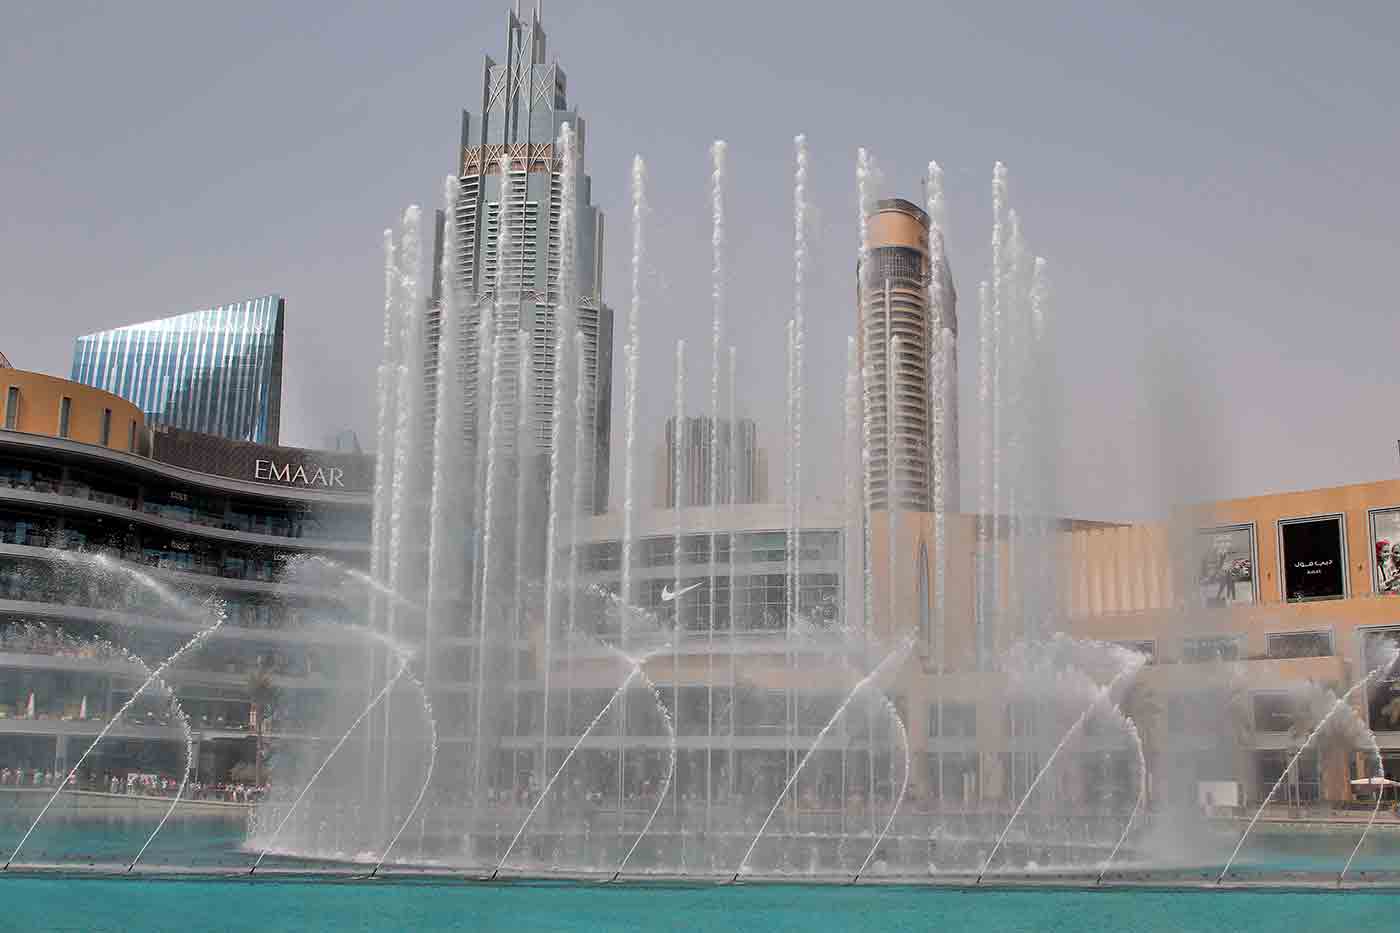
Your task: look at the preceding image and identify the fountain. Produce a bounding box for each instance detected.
[3,588,225,870]
[4,129,1390,894]
[250,650,412,874]
[1218,644,1400,883]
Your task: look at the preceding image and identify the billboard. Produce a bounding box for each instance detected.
[1369,508,1400,595]
[1196,524,1256,606]
[1280,515,1346,602]
[150,425,373,493]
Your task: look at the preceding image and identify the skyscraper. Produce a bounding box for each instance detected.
[71,295,285,445]
[858,199,957,512]
[436,6,613,514]
[655,415,769,508]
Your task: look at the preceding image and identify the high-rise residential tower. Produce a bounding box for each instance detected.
[436,6,613,514]
[858,199,957,512]
[70,295,285,445]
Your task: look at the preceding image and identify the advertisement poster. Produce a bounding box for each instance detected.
[1196,525,1256,607]
[1280,516,1346,602]
[1370,508,1400,595]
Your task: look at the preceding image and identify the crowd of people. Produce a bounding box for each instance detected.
[0,622,125,661]
[0,766,269,804]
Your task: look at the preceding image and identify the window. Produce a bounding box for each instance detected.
[127,419,137,452]
[1252,693,1294,733]
[1115,640,1156,664]
[57,397,71,438]
[1182,635,1241,663]
[930,702,976,738]
[1364,629,1400,730]
[1005,700,1042,737]
[3,386,17,429]
[1267,630,1332,659]
[100,408,112,446]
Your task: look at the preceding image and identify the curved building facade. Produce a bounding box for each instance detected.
[858,199,957,513]
[3,369,145,452]
[0,386,370,784]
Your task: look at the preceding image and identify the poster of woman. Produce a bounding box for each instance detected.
[1371,508,1400,594]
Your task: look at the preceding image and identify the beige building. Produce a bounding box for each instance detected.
[567,471,1400,810]
[858,476,1400,805]
[2,368,145,453]
[859,199,957,513]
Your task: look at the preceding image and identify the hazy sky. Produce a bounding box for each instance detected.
[3,1,1397,519]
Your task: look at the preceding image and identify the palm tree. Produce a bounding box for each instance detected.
[1220,681,1257,805]
[1287,683,1352,805]
[246,662,278,786]
[1121,681,1163,804]
[1380,696,1400,730]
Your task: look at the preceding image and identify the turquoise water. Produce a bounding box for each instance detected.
[1,877,1394,932]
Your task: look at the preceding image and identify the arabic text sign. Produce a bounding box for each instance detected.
[1281,515,1346,602]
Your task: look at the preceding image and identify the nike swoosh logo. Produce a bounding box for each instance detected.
[660,582,703,602]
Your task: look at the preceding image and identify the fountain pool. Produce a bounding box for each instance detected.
[3,874,1400,933]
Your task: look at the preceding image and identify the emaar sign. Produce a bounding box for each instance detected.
[253,459,346,488]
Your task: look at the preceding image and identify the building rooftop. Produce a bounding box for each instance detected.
[872,197,929,225]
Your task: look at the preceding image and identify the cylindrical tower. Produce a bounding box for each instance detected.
[858,198,957,512]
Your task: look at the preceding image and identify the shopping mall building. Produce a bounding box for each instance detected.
[0,368,372,783]
[565,483,1400,812]
[5,366,1400,811]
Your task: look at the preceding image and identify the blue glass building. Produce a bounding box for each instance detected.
[71,295,285,444]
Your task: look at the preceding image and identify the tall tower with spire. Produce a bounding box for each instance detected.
[433,4,613,514]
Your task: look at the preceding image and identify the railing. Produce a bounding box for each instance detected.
[2,476,367,545]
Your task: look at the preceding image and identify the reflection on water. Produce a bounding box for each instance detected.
[9,801,1400,880]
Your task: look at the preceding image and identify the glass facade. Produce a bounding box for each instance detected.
[0,429,374,781]
[70,296,285,444]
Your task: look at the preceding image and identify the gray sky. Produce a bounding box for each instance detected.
[3,1,1397,519]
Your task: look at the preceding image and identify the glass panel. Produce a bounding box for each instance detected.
[1182,635,1241,662]
[1266,631,1332,659]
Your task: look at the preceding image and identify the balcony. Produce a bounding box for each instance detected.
[0,478,367,554]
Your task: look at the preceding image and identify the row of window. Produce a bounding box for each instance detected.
[1118,630,1337,665]
[0,455,369,542]
[3,388,139,450]
[580,531,841,571]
